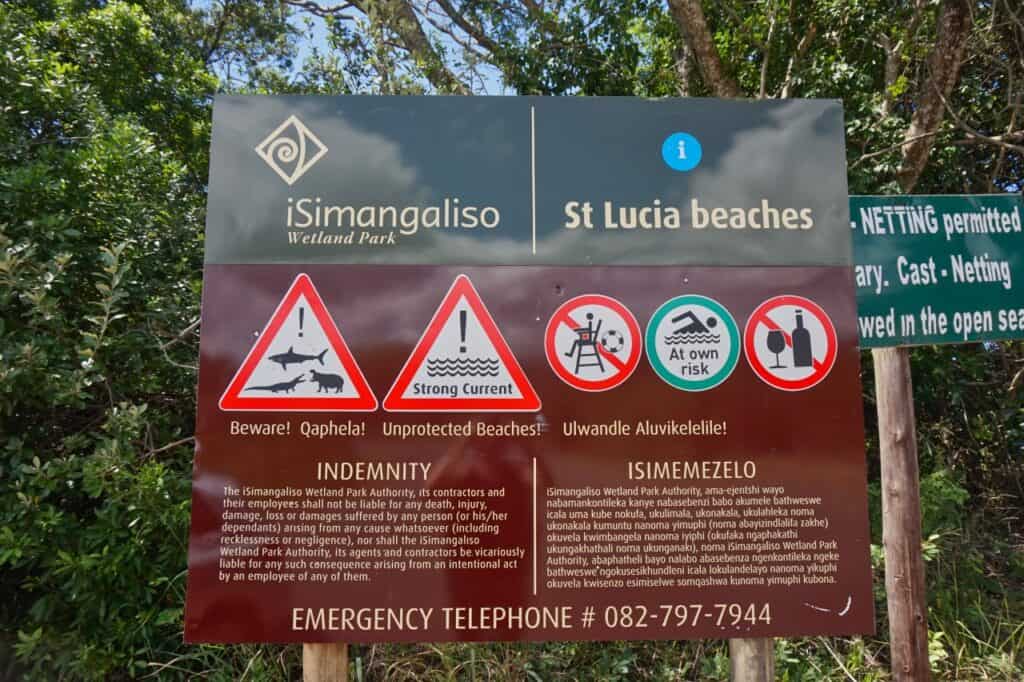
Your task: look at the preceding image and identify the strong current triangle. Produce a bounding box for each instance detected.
[383,274,540,412]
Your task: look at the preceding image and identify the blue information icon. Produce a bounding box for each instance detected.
[661,132,702,172]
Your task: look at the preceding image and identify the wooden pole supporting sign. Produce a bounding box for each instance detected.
[303,642,348,682]
[729,637,774,682]
[873,347,931,681]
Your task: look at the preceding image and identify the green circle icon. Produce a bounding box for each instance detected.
[645,295,740,391]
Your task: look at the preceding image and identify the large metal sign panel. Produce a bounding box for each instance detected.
[851,194,1024,348]
[186,96,873,643]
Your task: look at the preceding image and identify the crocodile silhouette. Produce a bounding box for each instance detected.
[267,346,327,371]
[245,375,305,393]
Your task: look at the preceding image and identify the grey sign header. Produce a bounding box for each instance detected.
[206,96,851,266]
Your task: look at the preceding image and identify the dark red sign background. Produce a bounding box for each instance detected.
[185,264,873,643]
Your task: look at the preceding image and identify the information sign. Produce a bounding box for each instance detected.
[186,96,873,643]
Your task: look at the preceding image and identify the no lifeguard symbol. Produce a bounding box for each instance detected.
[545,295,642,392]
[744,295,837,392]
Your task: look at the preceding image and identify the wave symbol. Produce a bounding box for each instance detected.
[426,357,501,377]
[663,332,721,345]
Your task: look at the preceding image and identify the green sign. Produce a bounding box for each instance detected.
[851,194,1024,347]
[645,294,741,391]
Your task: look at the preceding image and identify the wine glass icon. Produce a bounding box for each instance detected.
[766,330,787,369]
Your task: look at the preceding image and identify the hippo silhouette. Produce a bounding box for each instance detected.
[309,369,345,393]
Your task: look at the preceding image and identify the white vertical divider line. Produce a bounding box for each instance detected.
[530,105,537,255]
[532,456,538,596]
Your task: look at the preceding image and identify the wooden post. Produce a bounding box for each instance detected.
[873,347,931,681]
[729,637,774,681]
[303,642,348,682]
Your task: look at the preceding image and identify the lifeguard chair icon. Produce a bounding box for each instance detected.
[564,313,604,373]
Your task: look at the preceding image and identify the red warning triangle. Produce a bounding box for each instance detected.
[219,274,377,412]
[384,274,541,412]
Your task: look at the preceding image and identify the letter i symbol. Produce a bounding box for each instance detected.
[663,132,702,172]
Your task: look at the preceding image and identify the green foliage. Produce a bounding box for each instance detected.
[1,1,213,678]
[1,0,1022,679]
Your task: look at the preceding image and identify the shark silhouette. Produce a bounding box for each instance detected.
[267,346,327,371]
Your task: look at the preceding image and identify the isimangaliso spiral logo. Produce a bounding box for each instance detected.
[254,115,328,185]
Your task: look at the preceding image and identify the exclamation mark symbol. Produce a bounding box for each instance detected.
[459,310,467,353]
[298,307,304,338]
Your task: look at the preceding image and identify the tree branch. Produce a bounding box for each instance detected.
[365,0,471,94]
[759,1,777,99]
[780,23,816,98]
[852,129,947,168]
[159,318,200,351]
[896,0,973,192]
[431,0,501,56]
[878,0,931,115]
[988,89,1021,190]
[674,39,693,97]
[283,0,356,18]
[202,0,240,65]
[289,0,471,93]
[941,90,1024,153]
[420,7,491,62]
[144,436,195,458]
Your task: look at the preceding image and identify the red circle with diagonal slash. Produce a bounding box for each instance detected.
[545,295,642,392]
[744,295,838,391]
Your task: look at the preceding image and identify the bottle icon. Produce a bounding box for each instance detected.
[792,310,813,367]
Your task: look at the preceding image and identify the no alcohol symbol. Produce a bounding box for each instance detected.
[743,295,837,392]
[646,295,740,391]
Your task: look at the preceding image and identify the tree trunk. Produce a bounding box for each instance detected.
[667,0,742,97]
[896,0,972,191]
